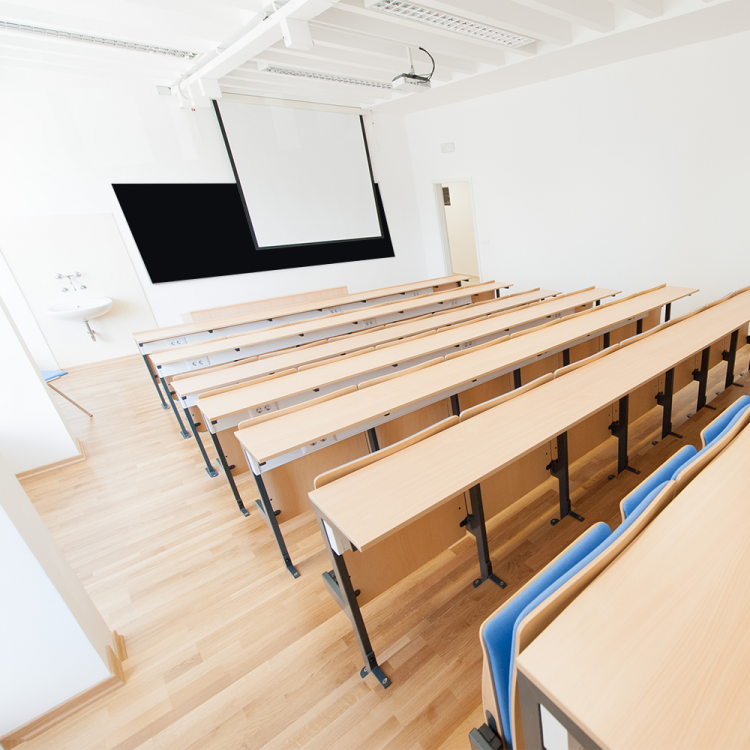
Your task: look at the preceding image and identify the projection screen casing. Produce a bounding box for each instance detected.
[216,101,383,248]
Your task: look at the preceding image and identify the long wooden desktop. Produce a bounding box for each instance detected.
[171,288,563,477]
[306,288,749,687]
[515,421,750,750]
[202,286,619,511]
[234,286,692,576]
[134,275,471,413]
[148,280,507,437]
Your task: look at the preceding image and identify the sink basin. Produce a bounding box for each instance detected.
[47,297,113,322]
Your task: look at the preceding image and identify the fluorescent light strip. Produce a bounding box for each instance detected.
[264,66,393,89]
[0,20,202,59]
[366,0,534,47]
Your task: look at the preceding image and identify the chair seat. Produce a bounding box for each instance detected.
[41,369,68,382]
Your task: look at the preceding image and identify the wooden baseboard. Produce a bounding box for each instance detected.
[0,674,122,749]
[15,439,86,480]
[0,632,127,749]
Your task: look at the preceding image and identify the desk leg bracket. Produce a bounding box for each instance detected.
[316,513,390,689]
[464,485,506,589]
[547,433,584,525]
[254,473,299,578]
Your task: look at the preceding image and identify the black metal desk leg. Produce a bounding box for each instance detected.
[208,430,249,517]
[253,472,299,578]
[517,671,605,750]
[562,348,570,367]
[183,406,219,477]
[664,302,672,323]
[693,346,716,411]
[655,367,682,440]
[513,368,522,389]
[723,330,743,390]
[141,352,168,409]
[158,376,190,439]
[602,331,610,349]
[547,432,584,525]
[450,393,460,416]
[365,427,380,453]
[316,514,390,688]
[608,395,640,478]
[636,318,644,335]
[464,485,506,589]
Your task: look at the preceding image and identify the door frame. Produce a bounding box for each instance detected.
[432,178,484,281]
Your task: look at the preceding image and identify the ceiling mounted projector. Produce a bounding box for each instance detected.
[392,46,434,93]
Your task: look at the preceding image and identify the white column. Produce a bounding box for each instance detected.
[0,452,113,735]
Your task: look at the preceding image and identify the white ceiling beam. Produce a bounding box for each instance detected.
[182,0,337,85]
[265,40,455,80]
[315,7,507,65]
[518,0,614,33]
[308,24,476,73]
[604,0,662,19]
[364,0,573,46]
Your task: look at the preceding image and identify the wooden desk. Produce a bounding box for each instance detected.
[307,288,749,687]
[135,275,472,350]
[182,285,348,323]
[232,286,690,575]
[205,287,617,506]
[172,287,562,477]
[149,280,507,438]
[150,280,509,377]
[172,288,562,409]
[134,275,470,413]
[515,422,750,750]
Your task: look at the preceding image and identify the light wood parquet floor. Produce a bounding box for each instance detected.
[17,346,750,750]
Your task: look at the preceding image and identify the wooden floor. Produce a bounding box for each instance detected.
[17,347,750,750]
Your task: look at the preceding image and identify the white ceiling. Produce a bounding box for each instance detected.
[1,0,748,113]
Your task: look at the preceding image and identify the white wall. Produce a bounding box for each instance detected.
[0,66,428,364]
[0,214,157,368]
[0,295,80,474]
[0,452,111,735]
[402,29,750,314]
[443,182,479,278]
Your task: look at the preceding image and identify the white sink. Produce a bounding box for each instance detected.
[47,297,113,322]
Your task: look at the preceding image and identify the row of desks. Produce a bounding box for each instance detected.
[135,274,472,417]
[134,274,472,350]
[170,287,563,480]
[191,286,617,516]
[230,285,692,573]
[147,281,508,439]
[516,420,750,750]
[305,287,750,687]
[150,280,509,377]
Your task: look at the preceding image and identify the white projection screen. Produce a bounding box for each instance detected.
[216,101,383,248]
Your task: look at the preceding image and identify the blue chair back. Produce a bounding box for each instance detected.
[481,522,611,745]
[701,396,750,448]
[621,446,696,520]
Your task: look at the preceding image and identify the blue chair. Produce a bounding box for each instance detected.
[620,445,697,520]
[475,478,677,750]
[41,370,92,418]
[700,396,750,448]
[478,523,611,748]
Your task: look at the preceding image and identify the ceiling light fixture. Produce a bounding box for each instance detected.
[363,0,534,47]
[0,20,202,59]
[263,65,393,89]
